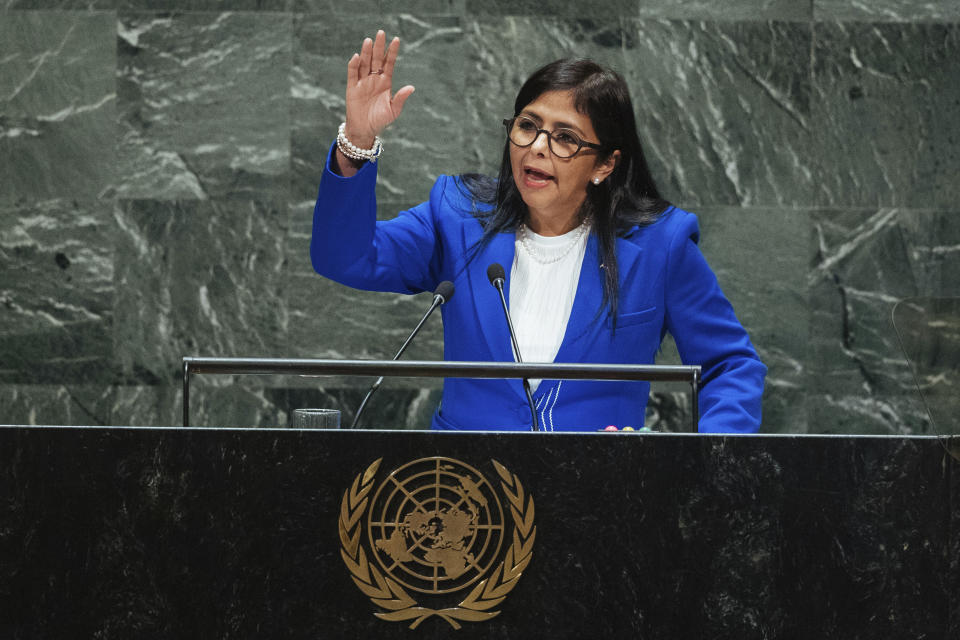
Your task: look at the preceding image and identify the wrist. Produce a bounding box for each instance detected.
[332,147,364,177]
[337,122,383,163]
[343,125,375,150]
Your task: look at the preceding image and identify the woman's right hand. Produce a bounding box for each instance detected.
[342,29,415,153]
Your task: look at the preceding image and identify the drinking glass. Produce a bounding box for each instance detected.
[290,408,341,428]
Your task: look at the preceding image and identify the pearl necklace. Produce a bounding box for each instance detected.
[517,220,590,265]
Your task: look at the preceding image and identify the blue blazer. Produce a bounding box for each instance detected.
[312,152,766,433]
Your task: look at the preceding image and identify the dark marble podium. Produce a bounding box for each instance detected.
[1,426,957,639]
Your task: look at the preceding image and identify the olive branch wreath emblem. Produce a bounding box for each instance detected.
[338,458,536,630]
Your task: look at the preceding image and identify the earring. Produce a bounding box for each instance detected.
[593,177,601,185]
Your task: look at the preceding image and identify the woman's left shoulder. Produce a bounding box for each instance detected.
[621,205,701,246]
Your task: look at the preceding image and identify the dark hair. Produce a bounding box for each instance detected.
[461,58,670,324]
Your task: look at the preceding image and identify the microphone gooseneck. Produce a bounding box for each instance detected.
[487,263,541,432]
[351,281,454,428]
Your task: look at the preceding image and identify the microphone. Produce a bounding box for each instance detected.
[486,263,541,432]
[351,280,454,428]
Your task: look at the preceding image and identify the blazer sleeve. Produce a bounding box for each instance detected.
[310,145,444,295]
[662,211,767,433]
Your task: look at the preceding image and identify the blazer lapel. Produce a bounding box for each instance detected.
[463,227,519,365]
[553,233,605,363]
[553,232,644,363]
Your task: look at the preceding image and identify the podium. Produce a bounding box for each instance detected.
[1,425,957,639]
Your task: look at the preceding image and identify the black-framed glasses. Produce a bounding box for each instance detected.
[502,115,604,158]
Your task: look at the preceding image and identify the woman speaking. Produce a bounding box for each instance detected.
[311,30,766,433]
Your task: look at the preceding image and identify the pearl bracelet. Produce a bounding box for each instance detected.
[336,122,383,163]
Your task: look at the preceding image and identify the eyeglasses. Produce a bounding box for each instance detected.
[503,115,604,158]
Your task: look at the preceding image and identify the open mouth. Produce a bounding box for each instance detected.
[523,167,554,183]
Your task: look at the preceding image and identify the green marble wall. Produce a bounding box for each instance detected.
[2,2,958,433]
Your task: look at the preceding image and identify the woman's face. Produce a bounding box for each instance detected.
[509,90,618,236]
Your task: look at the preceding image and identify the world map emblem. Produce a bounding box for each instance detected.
[338,457,536,629]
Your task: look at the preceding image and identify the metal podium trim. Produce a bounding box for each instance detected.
[181,357,701,431]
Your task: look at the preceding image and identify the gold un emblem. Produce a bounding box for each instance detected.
[338,457,536,629]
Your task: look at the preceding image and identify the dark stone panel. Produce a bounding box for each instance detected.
[0,199,114,384]
[378,0,464,12]
[808,207,960,435]
[99,382,179,425]
[186,380,441,429]
[622,19,815,208]
[951,455,960,636]
[463,0,812,21]
[812,22,960,208]
[804,392,931,436]
[637,0,812,21]
[290,0,376,12]
[0,428,953,638]
[645,388,693,431]
[5,2,290,10]
[807,207,917,434]
[293,0,463,12]
[4,0,461,9]
[113,199,288,385]
[0,11,115,203]
[814,0,960,22]
[0,385,113,426]
[897,210,960,297]
[118,0,288,8]
[465,0,636,18]
[291,14,467,205]
[462,17,630,177]
[893,297,960,436]
[186,376,441,429]
[696,205,809,433]
[773,435,953,637]
[3,1,116,9]
[115,12,291,200]
[0,382,440,429]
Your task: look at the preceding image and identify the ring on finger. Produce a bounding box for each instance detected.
[368,69,384,75]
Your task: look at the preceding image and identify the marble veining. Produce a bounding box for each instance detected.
[116,12,291,200]
[0,199,114,383]
[622,19,814,208]
[0,11,116,202]
[638,0,812,21]
[808,207,960,434]
[815,0,960,22]
[811,22,960,208]
[113,199,288,384]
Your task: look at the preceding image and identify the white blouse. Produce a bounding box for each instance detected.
[509,221,591,391]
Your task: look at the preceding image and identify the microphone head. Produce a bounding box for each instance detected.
[487,263,506,285]
[433,280,455,304]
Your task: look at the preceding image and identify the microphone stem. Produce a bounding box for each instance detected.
[493,280,541,432]
[351,294,443,429]
[393,295,443,362]
[493,282,523,364]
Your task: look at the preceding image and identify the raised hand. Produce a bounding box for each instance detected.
[343,29,415,151]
